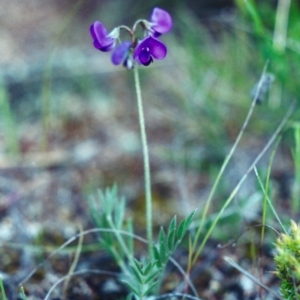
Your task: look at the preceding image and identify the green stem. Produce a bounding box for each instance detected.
[273,0,291,53]
[292,123,300,213]
[133,66,153,257]
[0,80,19,156]
[254,167,287,235]
[0,277,7,300]
[20,286,27,300]
[259,138,281,245]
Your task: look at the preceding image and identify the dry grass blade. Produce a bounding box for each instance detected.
[43,269,118,300]
[223,256,283,300]
[62,223,84,296]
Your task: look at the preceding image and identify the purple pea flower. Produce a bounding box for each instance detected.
[90,7,172,68]
[150,7,172,37]
[133,36,167,66]
[90,21,116,52]
[111,41,133,68]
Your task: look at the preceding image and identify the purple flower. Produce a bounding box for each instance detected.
[90,21,116,52]
[89,7,172,68]
[111,41,133,68]
[150,7,172,37]
[133,36,167,66]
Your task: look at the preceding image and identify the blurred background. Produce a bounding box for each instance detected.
[1,0,299,235]
[0,0,300,297]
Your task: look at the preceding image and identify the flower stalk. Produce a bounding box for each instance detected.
[134,65,153,257]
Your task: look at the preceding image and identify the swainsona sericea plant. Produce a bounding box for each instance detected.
[90,7,172,68]
[89,8,198,300]
[89,7,173,260]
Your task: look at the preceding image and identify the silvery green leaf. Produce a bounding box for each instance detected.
[177,210,196,241]
[114,196,125,229]
[167,216,177,251]
[143,261,155,275]
[158,227,167,263]
[167,215,177,236]
[144,271,159,285]
[126,219,134,254]
[132,258,144,275]
[177,219,185,241]
[185,210,196,229]
[167,228,176,252]
[145,281,160,295]
[130,261,143,284]
[153,245,162,268]
[122,281,139,296]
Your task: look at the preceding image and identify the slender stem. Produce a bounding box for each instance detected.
[254,167,287,235]
[292,123,300,213]
[0,277,7,300]
[259,139,280,246]
[133,65,153,257]
[273,0,291,53]
[132,19,148,33]
[107,216,132,263]
[62,224,84,295]
[224,257,282,300]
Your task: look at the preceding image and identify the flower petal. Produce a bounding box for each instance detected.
[146,36,167,59]
[134,36,167,60]
[133,36,167,66]
[111,41,131,65]
[90,21,115,52]
[138,50,152,66]
[151,7,172,34]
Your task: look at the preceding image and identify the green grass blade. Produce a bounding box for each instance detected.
[0,277,7,300]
